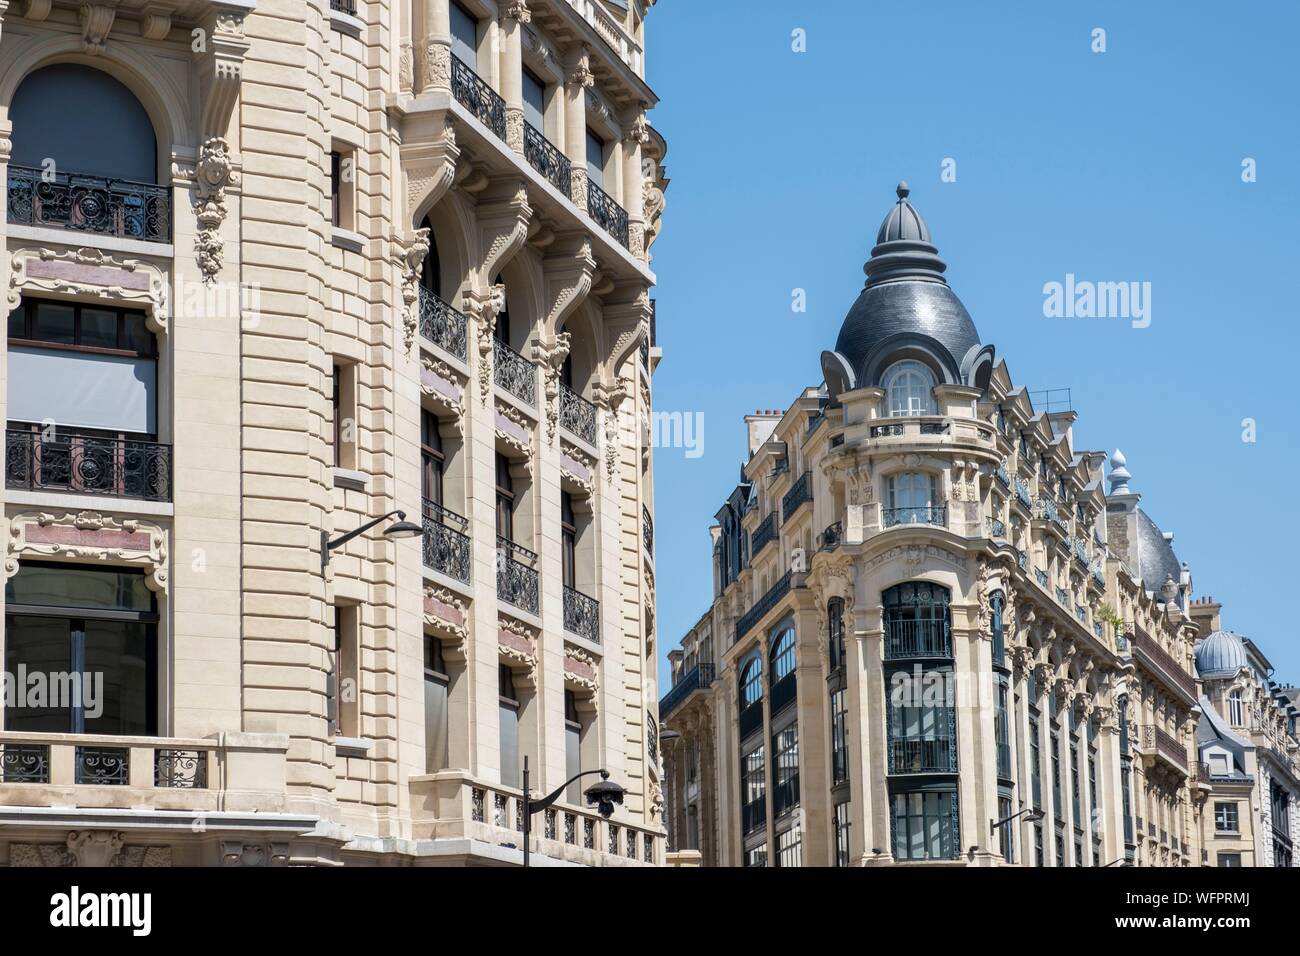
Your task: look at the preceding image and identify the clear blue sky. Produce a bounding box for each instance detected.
[643,1,1300,685]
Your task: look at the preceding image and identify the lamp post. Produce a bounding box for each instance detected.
[320,509,422,572]
[989,805,1045,860]
[520,755,625,867]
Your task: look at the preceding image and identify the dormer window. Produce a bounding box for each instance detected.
[882,360,937,417]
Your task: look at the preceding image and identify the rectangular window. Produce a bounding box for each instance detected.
[585,128,605,187]
[522,67,546,131]
[565,689,582,804]
[892,788,958,861]
[330,151,341,227]
[328,604,359,738]
[833,801,851,867]
[495,453,515,542]
[1215,801,1239,833]
[741,745,766,835]
[775,823,802,868]
[1029,710,1043,809]
[450,1,478,69]
[998,793,1015,863]
[771,722,800,817]
[743,844,767,868]
[1034,822,1044,867]
[4,564,158,736]
[830,687,849,785]
[995,679,1011,780]
[1217,852,1242,867]
[424,635,448,773]
[421,410,444,505]
[561,491,576,589]
[332,362,357,470]
[498,664,520,788]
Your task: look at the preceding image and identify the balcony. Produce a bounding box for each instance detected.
[658,662,715,719]
[330,0,355,12]
[888,736,957,774]
[587,179,629,248]
[642,504,653,556]
[563,585,600,644]
[884,621,952,660]
[6,427,171,502]
[1131,626,1197,701]
[419,286,469,361]
[995,461,1011,489]
[409,771,659,865]
[883,505,946,528]
[7,164,170,244]
[1014,475,1033,509]
[818,520,843,552]
[781,470,812,519]
[751,511,777,557]
[1143,726,1189,774]
[1034,496,1068,532]
[523,123,572,195]
[987,517,1006,539]
[734,570,791,644]
[559,383,597,445]
[0,730,289,813]
[451,55,506,141]
[422,499,471,584]
[496,536,539,614]
[493,338,537,406]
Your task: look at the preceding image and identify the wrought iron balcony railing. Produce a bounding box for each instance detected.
[423,498,471,583]
[6,427,171,501]
[995,461,1011,488]
[1143,725,1189,773]
[1035,568,1049,587]
[524,122,572,194]
[451,55,506,140]
[154,749,208,788]
[659,662,715,718]
[751,511,778,557]
[563,584,600,644]
[782,470,812,519]
[870,422,905,438]
[76,746,129,785]
[734,571,791,644]
[642,503,653,556]
[496,536,539,614]
[330,0,356,12]
[1017,549,1028,570]
[493,338,536,406]
[559,383,597,445]
[883,505,945,528]
[586,178,629,248]
[419,286,468,361]
[1014,475,1033,509]
[884,621,952,660]
[1131,626,1197,700]
[818,520,843,552]
[987,517,1006,539]
[888,736,957,774]
[0,743,48,783]
[7,164,170,243]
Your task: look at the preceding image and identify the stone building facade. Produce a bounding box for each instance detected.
[1192,600,1300,868]
[660,184,1220,867]
[0,0,665,866]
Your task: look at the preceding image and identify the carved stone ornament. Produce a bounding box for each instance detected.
[424,584,468,657]
[67,830,123,867]
[560,441,595,496]
[564,645,599,699]
[501,0,531,24]
[8,246,168,333]
[536,332,571,444]
[568,47,594,90]
[6,511,168,592]
[498,616,538,684]
[421,355,464,427]
[193,138,238,283]
[649,778,664,820]
[474,285,506,405]
[495,400,533,465]
[78,3,116,54]
[396,228,431,353]
[220,841,289,867]
[977,558,993,632]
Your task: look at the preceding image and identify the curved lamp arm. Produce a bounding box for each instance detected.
[527,769,609,816]
[321,510,407,571]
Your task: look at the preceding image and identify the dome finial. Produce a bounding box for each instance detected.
[1108,448,1132,495]
[896,181,910,200]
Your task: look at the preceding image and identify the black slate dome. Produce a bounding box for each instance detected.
[827,183,982,390]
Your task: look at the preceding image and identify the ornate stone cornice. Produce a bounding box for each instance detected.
[7,510,168,592]
[421,355,465,428]
[8,246,168,333]
[424,584,468,658]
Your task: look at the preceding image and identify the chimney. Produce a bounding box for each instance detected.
[1189,596,1222,636]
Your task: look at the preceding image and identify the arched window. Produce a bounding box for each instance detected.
[770,627,796,685]
[11,64,157,182]
[990,591,1006,667]
[882,360,937,417]
[1228,690,1243,727]
[740,657,763,710]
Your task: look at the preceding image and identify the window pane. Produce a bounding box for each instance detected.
[585,129,604,186]
[8,305,26,339]
[81,618,152,735]
[450,2,478,68]
[6,564,154,613]
[424,672,449,773]
[33,301,75,344]
[522,69,545,130]
[3,615,72,731]
[80,308,119,349]
[123,313,152,355]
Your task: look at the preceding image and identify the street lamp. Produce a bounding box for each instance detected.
[989,805,1045,836]
[519,755,625,867]
[320,509,421,572]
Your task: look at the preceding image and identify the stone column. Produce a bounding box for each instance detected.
[621,110,648,258]
[498,2,529,152]
[421,0,452,94]
[563,46,593,211]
